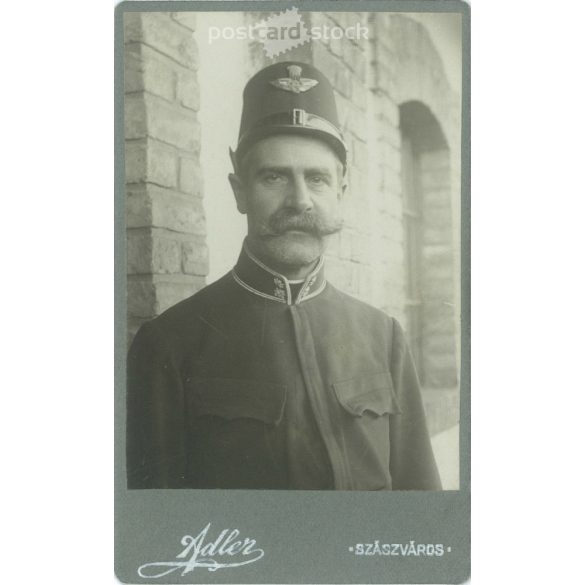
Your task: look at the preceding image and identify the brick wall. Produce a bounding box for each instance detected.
[124,12,207,346]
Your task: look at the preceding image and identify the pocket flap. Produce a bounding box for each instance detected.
[332,372,401,417]
[186,378,287,425]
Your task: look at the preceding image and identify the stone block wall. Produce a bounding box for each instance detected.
[124,12,207,346]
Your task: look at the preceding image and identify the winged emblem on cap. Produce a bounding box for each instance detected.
[269,65,319,94]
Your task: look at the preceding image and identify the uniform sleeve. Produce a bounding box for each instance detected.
[388,318,442,490]
[126,321,187,488]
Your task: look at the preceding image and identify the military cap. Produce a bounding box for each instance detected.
[231,61,347,170]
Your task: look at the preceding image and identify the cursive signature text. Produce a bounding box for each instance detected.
[137,523,264,578]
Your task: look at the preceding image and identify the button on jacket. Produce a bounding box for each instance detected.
[127,244,442,491]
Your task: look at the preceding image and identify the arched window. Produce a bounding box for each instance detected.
[400,101,458,391]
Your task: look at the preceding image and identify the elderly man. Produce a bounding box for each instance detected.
[127,61,441,491]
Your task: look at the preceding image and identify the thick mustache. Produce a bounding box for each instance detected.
[262,211,343,237]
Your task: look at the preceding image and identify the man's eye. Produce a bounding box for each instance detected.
[263,173,285,184]
[308,175,327,186]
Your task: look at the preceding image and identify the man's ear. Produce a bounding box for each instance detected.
[338,165,349,200]
[341,173,348,197]
[229,173,248,214]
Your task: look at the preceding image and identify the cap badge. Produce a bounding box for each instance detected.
[269,65,319,94]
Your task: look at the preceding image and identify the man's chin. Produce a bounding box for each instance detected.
[254,233,324,267]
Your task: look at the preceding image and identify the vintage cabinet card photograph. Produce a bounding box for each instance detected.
[115,0,470,582]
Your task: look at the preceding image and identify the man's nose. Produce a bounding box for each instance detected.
[285,177,313,212]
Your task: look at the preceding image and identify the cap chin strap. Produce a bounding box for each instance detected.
[231,111,348,174]
[239,110,346,150]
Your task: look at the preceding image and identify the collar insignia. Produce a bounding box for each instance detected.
[269,65,319,94]
[232,242,326,305]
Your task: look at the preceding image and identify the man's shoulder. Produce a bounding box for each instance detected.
[327,282,391,318]
[325,282,395,321]
[138,272,236,340]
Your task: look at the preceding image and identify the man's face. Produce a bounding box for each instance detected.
[230,134,347,270]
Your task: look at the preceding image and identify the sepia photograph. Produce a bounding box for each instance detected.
[124,7,462,493]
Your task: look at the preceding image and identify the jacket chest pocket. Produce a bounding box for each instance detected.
[332,371,401,490]
[332,371,401,418]
[184,378,288,488]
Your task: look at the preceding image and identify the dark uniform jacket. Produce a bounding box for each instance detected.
[127,244,442,490]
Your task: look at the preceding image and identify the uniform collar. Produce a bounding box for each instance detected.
[232,240,326,305]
